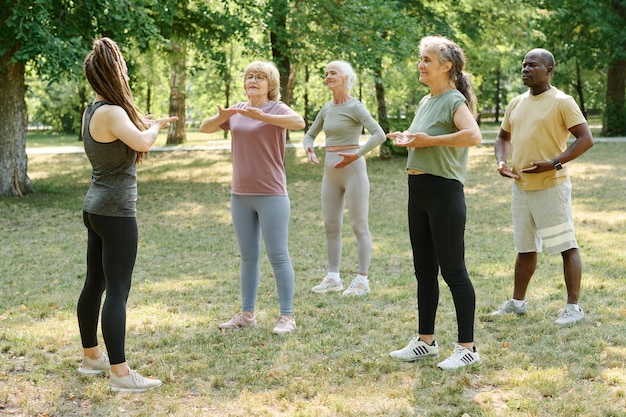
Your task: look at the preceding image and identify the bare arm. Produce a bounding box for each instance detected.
[199,105,236,133]
[236,106,305,131]
[92,105,177,153]
[398,104,481,148]
[494,128,519,179]
[521,122,594,173]
[557,123,594,164]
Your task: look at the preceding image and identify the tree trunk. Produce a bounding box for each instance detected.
[495,67,501,123]
[374,60,396,159]
[601,59,626,136]
[166,41,187,145]
[0,60,34,196]
[270,0,290,105]
[270,0,291,141]
[574,59,587,119]
[304,65,310,130]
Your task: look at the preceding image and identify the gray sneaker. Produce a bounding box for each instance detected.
[555,305,585,324]
[490,299,527,315]
[77,353,110,375]
[389,337,439,361]
[110,369,162,393]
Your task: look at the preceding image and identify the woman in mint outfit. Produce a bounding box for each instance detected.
[304,61,385,297]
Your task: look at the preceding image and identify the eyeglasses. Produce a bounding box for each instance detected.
[245,74,268,82]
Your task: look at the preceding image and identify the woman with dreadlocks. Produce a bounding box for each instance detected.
[76,37,177,392]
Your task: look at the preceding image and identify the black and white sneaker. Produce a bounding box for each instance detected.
[389,337,439,361]
[437,344,481,370]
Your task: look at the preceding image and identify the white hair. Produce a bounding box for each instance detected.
[328,60,356,91]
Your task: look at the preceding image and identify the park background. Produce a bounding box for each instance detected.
[1,1,625,416]
[3,0,626,195]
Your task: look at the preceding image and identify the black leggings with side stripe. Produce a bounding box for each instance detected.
[408,174,476,343]
[77,212,137,365]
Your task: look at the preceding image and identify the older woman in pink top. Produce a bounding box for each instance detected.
[200,61,305,335]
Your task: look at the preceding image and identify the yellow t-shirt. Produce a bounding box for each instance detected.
[501,87,587,191]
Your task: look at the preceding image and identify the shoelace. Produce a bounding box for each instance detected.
[130,370,157,386]
[347,280,364,289]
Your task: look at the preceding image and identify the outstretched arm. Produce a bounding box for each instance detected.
[199,105,236,133]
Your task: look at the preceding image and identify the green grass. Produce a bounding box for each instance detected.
[1,141,625,416]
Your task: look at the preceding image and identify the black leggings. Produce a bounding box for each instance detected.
[408,174,475,343]
[77,212,137,365]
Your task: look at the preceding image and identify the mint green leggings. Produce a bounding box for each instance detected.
[322,149,372,275]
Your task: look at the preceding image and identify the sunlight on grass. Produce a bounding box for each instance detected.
[1,142,625,416]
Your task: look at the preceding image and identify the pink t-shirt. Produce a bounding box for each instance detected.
[221,101,293,196]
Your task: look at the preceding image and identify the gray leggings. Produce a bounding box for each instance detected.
[231,194,294,316]
[322,149,372,275]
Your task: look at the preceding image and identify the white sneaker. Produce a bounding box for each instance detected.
[342,276,370,297]
[555,304,585,324]
[272,316,296,335]
[437,344,481,370]
[389,337,439,361]
[77,353,110,375]
[490,299,527,315]
[218,312,257,330]
[110,369,162,393]
[311,276,343,293]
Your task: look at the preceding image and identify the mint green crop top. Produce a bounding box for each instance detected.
[303,97,385,157]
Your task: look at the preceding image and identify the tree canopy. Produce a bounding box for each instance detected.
[1,0,623,196]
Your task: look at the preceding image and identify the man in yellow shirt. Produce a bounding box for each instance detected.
[492,48,594,324]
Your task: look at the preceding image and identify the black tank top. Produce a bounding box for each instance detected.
[82,101,137,217]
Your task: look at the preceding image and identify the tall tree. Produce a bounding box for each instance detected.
[152,0,241,144]
[539,0,626,135]
[0,0,158,196]
[601,0,626,136]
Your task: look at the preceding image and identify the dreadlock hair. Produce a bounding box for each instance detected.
[419,36,478,118]
[84,37,149,162]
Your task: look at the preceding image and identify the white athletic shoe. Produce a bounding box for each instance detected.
[389,337,439,361]
[311,275,343,293]
[342,276,370,296]
[555,304,585,324]
[437,344,481,370]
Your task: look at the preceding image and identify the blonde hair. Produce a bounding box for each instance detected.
[84,37,148,162]
[419,36,478,118]
[243,61,281,101]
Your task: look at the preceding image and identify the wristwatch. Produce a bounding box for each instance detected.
[553,159,563,170]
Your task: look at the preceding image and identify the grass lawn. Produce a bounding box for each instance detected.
[0,139,625,416]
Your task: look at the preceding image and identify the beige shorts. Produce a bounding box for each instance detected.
[511,180,578,255]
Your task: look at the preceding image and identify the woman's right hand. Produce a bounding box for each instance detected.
[386,131,414,146]
[145,115,179,131]
[306,147,320,164]
[216,104,237,119]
